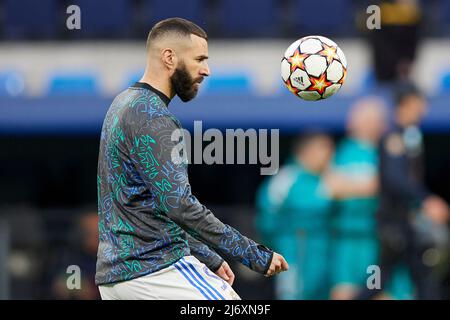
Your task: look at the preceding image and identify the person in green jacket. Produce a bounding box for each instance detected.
[326,96,414,300]
[256,133,335,299]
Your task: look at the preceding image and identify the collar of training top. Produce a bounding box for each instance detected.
[132,82,171,106]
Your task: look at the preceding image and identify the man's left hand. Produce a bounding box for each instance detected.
[215,261,235,286]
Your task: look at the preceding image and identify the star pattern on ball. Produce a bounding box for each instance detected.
[285,78,299,94]
[288,49,309,72]
[339,68,347,85]
[308,73,332,95]
[318,43,339,65]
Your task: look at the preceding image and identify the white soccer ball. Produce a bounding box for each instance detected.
[281,35,347,101]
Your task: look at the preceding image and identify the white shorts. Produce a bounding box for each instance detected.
[98,256,241,300]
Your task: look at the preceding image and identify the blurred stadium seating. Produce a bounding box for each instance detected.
[293,0,355,36]
[217,0,279,37]
[3,0,60,39]
[70,0,133,38]
[140,0,206,31]
[1,0,450,39]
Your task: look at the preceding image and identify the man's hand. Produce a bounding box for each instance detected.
[265,252,289,277]
[215,261,235,286]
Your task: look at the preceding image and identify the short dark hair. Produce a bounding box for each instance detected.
[146,17,207,49]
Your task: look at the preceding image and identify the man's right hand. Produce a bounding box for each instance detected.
[265,252,289,277]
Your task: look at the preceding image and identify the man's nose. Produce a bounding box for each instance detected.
[200,63,210,77]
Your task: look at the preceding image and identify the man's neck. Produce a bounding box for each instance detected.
[139,71,175,99]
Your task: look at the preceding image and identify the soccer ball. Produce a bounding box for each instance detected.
[281,35,347,101]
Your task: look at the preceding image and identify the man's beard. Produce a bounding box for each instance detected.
[171,63,202,102]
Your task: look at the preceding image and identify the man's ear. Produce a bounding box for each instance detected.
[161,48,177,72]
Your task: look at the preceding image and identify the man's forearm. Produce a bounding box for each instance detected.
[131,115,273,274]
[186,231,223,272]
[167,196,273,275]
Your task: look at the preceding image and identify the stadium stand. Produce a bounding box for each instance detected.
[3,0,60,39]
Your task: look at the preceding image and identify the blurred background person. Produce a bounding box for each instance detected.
[356,83,449,300]
[44,210,100,300]
[368,0,423,83]
[326,96,414,300]
[255,133,334,299]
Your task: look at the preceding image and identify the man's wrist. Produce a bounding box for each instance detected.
[210,257,225,272]
[256,245,274,275]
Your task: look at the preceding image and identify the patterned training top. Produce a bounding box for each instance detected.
[96,82,273,285]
